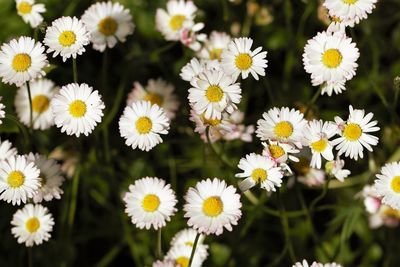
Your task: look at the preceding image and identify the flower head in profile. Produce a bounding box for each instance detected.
[324,0,377,24]
[325,156,350,182]
[0,139,18,163]
[170,228,208,259]
[15,0,46,28]
[198,31,231,61]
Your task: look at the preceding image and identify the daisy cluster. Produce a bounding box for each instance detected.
[293,259,343,267]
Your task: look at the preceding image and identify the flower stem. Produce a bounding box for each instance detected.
[205,127,235,170]
[304,85,322,118]
[243,190,259,205]
[26,81,33,129]
[5,114,30,151]
[72,58,78,83]
[188,233,200,267]
[309,177,331,214]
[68,165,81,231]
[277,190,296,263]
[156,228,163,259]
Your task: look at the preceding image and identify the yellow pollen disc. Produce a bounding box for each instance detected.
[98,17,118,36]
[311,138,328,153]
[292,157,311,175]
[175,256,189,267]
[235,53,253,70]
[17,2,32,14]
[383,207,400,219]
[39,175,47,187]
[322,48,342,68]
[7,171,25,188]
[391,176,400,193]
[143,93,163,107]
[135,116,153,134]
[205,85,224,103]
[12,53,31,72]
[32,95,50,114]
[331,16,342,23]
[203,196,223,217]
[25,217,40,233]
[251,168,267,183]
[343,123,362,141]
[184,241,194,246]
[59,31,77,47]
[343,0,358,4]
[69,100,87,118]
[268,145,285,159]
[142,194,160,212]
[169,14,186,31]
[209,48,223,61]
[325,161,334,173]
[274,121,293,138]
[201,114,221,126]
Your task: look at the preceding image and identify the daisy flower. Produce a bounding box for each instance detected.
[303,31,359,92]
[256,107,306,147]
[166,244,204,267]
[236,153,284,192]
[81,1,134,52]
[293,156,326,187]
[15,0,46,28]
[152,259,175,267]
[188,69,242,119]
[170,228,209,259]
[198,31,231,61]
[179,22,207,51]
[123,177,177,230]
[127,78,179,119]
[221,37,268,80]
[11,203,54,247]
[26,153,64,203]
[222,110,255,142]
[44,16,90,62]
[0,96,5,124]
[0,36,48,86]
[0,139,18,162]
[51,83,105,137]
[325,156,351,182]
[262,141,300,164]
[180,57,220,82]
[332,105,379,160]
[293,260,323,267]
[374,162,400,210]
[119,100,170,151]
[156,0,198,41]
[0,155,40,205]
[324,0,377,23]
[15,78,58,130]
[302,120,336,169]
[183,178,242,236]
[321,79,346,96]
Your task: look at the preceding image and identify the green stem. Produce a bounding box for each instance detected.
[103,127,111,163]
[68,165,81,231]
[72,58,78,83]
[277,191,296,263]
[156,228,163,259]
[4,114,30,151]
[26,81,33,130]
[243,190,259,205]
[188,233,200,267]
[205,127,236,170]
[309,177,331,214]
[33,27,39,41]
[304,85,322,118]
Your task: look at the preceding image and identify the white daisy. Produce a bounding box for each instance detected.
[119,100,170,151]
[26,153,64,203]
[321,79,346,96]
[152,259,175,267]
[81,1,134,52]
[15,0,46,28]
[0,155,40,205]
[180,57,220,82]
[222,110,255,142]
[262,141,300,165]
[166,244,204,267]
[198,31,231,61]
[293,156,327,187]
[221,37,268,80]
[293,260,323,267]
[183,178,242,236]
[324,0,377,23]
[0,139,18,162]
[332,105,379,160]
[236,153,284,192]
[51,83,105,137]
[44,16,90,62]
[325,156,351,182]
[155,0,198,41]
[374,162,400,210]
[127,78,179,119]
[0,36,48,86]
[179,22,207,51]
[323,263,343,267]
[303,120,336,169]
[170,228,208,259]
[188,69,241,119]
[0,96,5,124]
[303,31,359,90]
[123,177,177,230]
[11,203,54,247]
[15,78,58,130]
[256,107,307,147]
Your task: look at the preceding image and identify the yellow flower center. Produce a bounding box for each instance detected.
[205,85,224,103]
[311,138,328,153]
[268,145,285,159]
[203,196,223,217]
[143,93,163,107]
[251,168,267,183]
[17,2,32,14]
[175,256,189,267]
[142,194,160,212]
[322,48,343,68]
[274,121,293,138]
[342,0,358,4]
[25,217,40,233]
[59,31,77,47]
[235,53,253,70]
[98,17,118,36]
[331,16,342,23]
[69,100,87,118]
[7,171,25,188]
[209,48,223,61]
[32,95,50,114]
[135,116,153,134]
[292,157,311,175]
[169,14,186,31]
[343,123,362,141]
[383,206,400,219]
[391,176,400,193]
[184,241,194,246]
[202,114,221,126]
[12,53,31,72]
